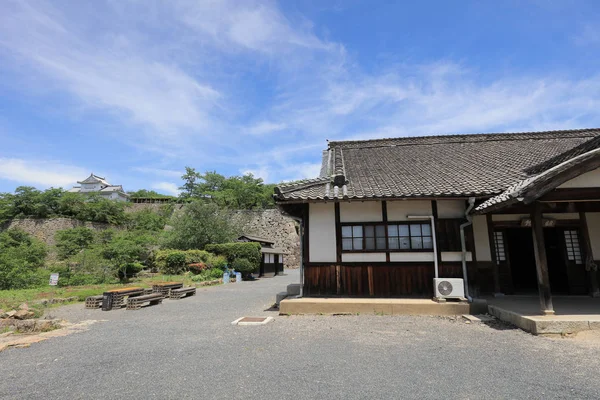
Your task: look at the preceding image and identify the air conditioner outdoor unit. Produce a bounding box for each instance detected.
[433,278,465,300]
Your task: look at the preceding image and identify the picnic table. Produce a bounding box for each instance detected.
[152,282,183,298]
[102,287,144,311]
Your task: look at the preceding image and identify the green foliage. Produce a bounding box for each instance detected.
[0,187,127,224]
[178,167,275,209]
[100,231,151,281]
[183,249,211,264]
[127,209,167,231]
[190,268,224,282]
[0,229,48,290]
[206,253,227,270]
[204,242,261,271]
[230,258,256,273]
[161,201,239,250]
[128,189,172,198]
[55,227,95,259]
[164,252,187,275]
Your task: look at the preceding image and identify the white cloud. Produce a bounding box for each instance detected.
[133,167,182,179]
[0,158,86,188]
[151,181,180,196]
[246,121,287,135]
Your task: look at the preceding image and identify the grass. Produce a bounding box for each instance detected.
[0,273,198,311]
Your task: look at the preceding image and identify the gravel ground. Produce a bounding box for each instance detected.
[2,270,600,400]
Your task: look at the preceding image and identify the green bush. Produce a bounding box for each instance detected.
[230,258,256,273]
[164,252,187,275]
[184,249,211,264]
[206,254,227,270]
[205,242,261,269]
[188,262,207,274]
[191,268,224,282]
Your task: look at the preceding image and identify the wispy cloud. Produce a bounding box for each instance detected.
[246,121,287,135]
[0,158,86,188]
[151,181,180,196]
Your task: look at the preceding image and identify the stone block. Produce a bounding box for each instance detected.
[287,284,301,296]
[275,292,288,306]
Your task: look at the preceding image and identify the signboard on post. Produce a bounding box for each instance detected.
[49,273,59,286]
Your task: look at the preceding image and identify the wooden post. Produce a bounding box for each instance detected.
[579,211,600,297]
[531,202,554,315]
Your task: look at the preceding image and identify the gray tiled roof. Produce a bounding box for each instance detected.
[274,128,600,202]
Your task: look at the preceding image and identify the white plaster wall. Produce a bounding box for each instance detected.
[387,200,432,221]
[309,203,337,262]
[441,251,472,262]
[472,215,491,261]
[437,200,466,218]
[558,168,600,188]
[339,201,382,222]
[586,212,600,259]
[390,252,435,262]
[342,253,387,262]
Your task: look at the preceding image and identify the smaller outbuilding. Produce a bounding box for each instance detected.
[237,234,286,277]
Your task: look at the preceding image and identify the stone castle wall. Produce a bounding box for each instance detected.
[231,209,300,269]
[1,218,115,247]
[2,208,301,269]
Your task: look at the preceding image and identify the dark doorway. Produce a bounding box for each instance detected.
[544,228,570,294]
[506,228,537,293]
[506,227,571,294]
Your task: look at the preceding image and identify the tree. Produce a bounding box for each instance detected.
[128,189,171,198]
[179,167,201,199]
[0,229,48,290]
[127,209,167,231]
[55,227,96,260]
[101,232,150,281]
[161,201,239,250]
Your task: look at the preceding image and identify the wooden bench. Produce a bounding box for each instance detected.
[85,295,103,309]
[152,282,183,298]
[170,287,196,300]
[102,287,145,310]
[126,293,164,310]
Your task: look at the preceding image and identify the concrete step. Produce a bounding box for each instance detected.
[286,284,301,296]
[275,292,288,307]
[279,298,472,316]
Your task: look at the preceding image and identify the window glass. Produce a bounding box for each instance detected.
[399,225,410,236]
[421,224,431,236]
[410,224,421,236]
[365,238,375,250]
[353,238,363,250]
[400,237,410,249]
[376,238,387,249]
[388,237,399,249]
[422,236,433,249]
[342,226,352,237]
[342,238,353,250]
[376,225,385,237]
[353,225,363,237]
[388,225,398,236]
[411,237,423,249]
[365,225,374,237]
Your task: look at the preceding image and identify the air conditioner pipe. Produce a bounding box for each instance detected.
[460,198,476,302]
[406,215,439,279]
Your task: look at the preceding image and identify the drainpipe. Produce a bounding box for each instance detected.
[407,215,439,279]
[460,198,476,302]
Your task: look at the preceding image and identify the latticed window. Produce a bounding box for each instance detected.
[493,231,506,262]
[387,223,433,250]
[342,225,364,250]
[564,230,583,264]
[365,225,386,250]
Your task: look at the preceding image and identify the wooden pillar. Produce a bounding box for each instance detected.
[486,214,503,294]
[579,211,600,297]
[531,202,554,315]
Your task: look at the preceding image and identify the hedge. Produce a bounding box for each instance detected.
[204,242,261,272]
[154,249,228,273]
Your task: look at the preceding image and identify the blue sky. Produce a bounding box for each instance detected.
[1,0,600,195]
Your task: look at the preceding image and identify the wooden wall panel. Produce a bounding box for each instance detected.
[304,264,464,297]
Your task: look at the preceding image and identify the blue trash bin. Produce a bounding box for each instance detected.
[235,272,242,283]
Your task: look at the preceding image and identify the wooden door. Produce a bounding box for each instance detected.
[560,228,588,295]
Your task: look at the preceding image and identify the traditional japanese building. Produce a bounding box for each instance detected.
[237,234,286,277]
[69,173,129,202]
[274,128,600,314]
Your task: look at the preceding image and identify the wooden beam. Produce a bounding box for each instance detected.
[382,201,390,263]
[579,211,600,297]
[486,214,502,294]
[531,202,555,315]
[334,202,342,263]
[540,188,600,202]
[431,200,443,268]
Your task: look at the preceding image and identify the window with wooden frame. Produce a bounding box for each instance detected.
[341,222,432,252]
[563,230,583,265]
[493,231,506,262]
